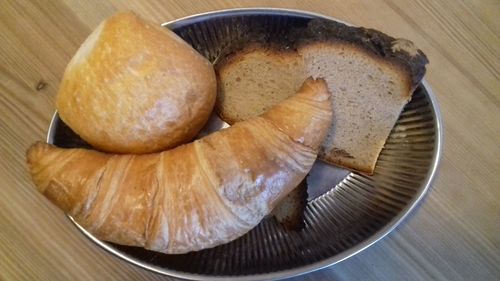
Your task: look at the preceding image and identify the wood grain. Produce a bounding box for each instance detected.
[1,0,499,280]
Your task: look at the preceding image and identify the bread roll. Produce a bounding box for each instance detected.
[56,11,216,154]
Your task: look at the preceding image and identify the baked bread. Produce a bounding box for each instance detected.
[271,177,308,230]
[216,47,306,123]
[216,19,429,174]
[56,11,216,154]
[26,78,332,254]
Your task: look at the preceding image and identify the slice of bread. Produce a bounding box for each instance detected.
[271,177,308,230]
[216,47,307,124]
[216,19,428,174]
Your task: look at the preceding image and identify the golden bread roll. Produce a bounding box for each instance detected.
[27,78,332,254]
[56,11,216,154]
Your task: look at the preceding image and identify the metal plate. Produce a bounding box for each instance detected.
[47,8,443,281]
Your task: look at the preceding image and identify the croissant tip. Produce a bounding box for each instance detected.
[300,77,331,101]
[26,141,49,163]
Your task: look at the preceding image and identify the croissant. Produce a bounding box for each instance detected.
[26,78,333,254]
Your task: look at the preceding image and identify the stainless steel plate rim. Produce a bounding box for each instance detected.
[46,8,443,281]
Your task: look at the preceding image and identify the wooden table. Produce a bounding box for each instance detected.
[1,1,499,280]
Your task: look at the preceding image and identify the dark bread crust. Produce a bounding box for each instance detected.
[296,19,428,90]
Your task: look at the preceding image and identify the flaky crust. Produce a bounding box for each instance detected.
[27,78,332,254]
[56,12,216,154]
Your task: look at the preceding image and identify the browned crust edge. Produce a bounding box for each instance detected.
[318,153,375,175]
[215,18,428,91]
[295,19,428,90]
